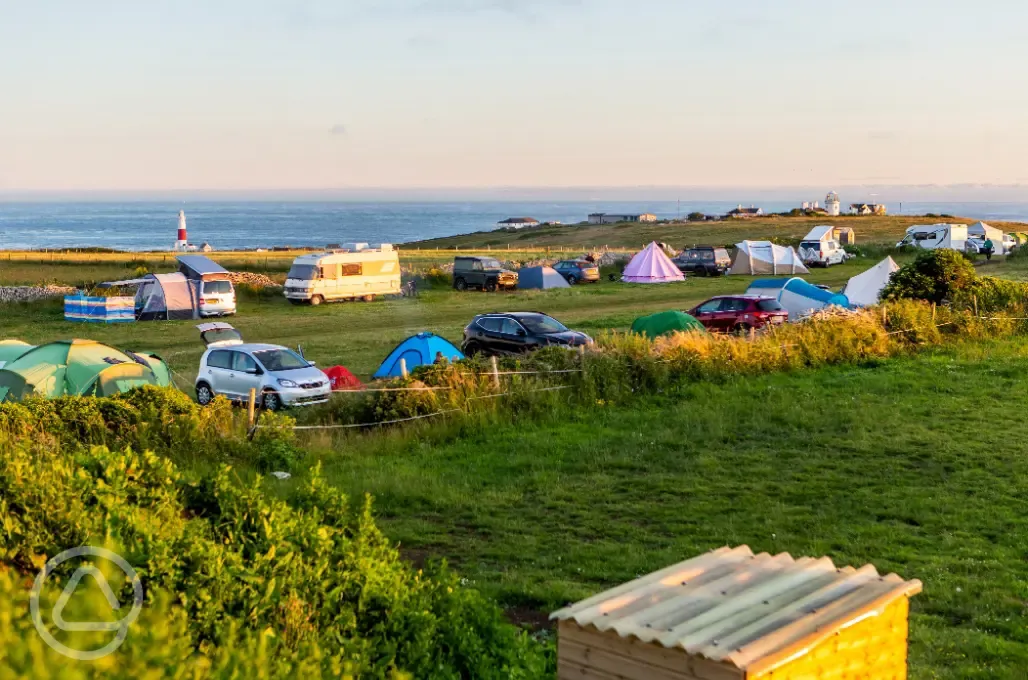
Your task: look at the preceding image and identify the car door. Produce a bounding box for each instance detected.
[204,349,237,397]
[498,317,528,352]
[691,299,722,329]
[471,316,505,352]
[227,351,264,397]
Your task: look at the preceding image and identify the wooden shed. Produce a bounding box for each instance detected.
[550,545,921,680]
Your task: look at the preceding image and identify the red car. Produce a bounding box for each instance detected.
[688,295,788,333]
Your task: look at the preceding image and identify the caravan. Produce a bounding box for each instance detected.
[896,224,968,252]
[284,244,401,305]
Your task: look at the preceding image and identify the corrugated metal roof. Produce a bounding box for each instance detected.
[550,545,921,675]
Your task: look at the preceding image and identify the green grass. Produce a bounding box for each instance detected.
[315,339,1028,679]
[409,214,1028,250]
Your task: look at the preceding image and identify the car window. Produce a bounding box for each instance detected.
[341,263,362,276]
[701,251,714,261]
[685,251,702,261]
[207,350,233,369]
[287,264,319,280]
[480,258,503,269]
[454,258,471,271]
[695,300,721,313]
[800,241,820,250]
[500,318,524,335]
[472,261,484,271]
[714,249,731,261]
[757,300,785,312]
[518,314,568,334]
[203,280,233,294]
[720,298,749,312]
[251,348,309,371]
[477,317,502,332]
[232,352,257,372]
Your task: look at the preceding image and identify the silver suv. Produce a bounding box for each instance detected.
[194,323,331,411]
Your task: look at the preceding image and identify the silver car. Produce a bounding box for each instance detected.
[194,323,331,411]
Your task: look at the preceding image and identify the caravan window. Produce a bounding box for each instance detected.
[341,263,362,276]
[287,264,319,280]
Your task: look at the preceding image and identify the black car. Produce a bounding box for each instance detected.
[452,256,518,292]
[672,246,732,277]
[462,312,592,356]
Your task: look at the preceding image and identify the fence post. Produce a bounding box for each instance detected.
[490,355,500,390]
[247,388,257,428]
[973,295,978,317]
[400,358,409,378]
[932,303,936,323]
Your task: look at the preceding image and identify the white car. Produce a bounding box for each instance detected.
[198,279,237,317]
[194,323,331,410]
[798,238,847,267]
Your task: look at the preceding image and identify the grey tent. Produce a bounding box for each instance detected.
[518,266,571,290]
[137,273,199,320]
[177,255,229,280]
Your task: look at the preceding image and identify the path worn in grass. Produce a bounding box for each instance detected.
[321,339,1028,679]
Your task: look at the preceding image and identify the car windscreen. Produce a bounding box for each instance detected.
[203,280,233,294]
[714,249,731,261]
[287,264,319,280]
[757,300,785,312]
[799,241,820,250]
[480,258,503,270]
[518,314,568,334]
[252,349,310,371]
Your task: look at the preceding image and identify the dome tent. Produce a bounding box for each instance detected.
[372,333,464,380]
[0,339,173,403]
[729,241,809,276]
[518,266,570,290]
[0,340,34,369]
[843,257,900,307]
[631,311,706,339]
[746,278,850,320]
[622,242,685,283]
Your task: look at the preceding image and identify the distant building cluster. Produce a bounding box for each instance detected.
[587,213,658,224]
[850,202,888,216]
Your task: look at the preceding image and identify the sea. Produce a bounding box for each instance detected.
[2,201,1028,252]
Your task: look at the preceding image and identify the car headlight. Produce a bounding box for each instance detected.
[277,379,298,388]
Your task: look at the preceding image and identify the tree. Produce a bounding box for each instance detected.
[881,249,977,304]
[687,212,706,222]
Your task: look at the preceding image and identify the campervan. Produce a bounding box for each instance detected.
[798,226,847,267]
[284,244,401,305]
[177,255,236,317]
[896,224,968,252]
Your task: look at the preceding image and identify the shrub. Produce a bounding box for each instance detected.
[882,249,977,304]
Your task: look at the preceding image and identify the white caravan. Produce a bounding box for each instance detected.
[284,244,401,305]
[896,224,968,252]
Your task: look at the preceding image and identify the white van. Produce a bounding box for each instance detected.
[798,226,847,267]
[896,224,968,252]
[284,244,401,305]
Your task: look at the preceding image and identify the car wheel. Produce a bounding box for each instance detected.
[196,382,214,406]
[363,294,374,302]
[484,281,497,292]
[454,278,467,291]
[463,341,481,357]
[309,295,323,306]
[287,298,303,305]
[733,323,753,337]
[262,391,282,411]
[566,275,578,285]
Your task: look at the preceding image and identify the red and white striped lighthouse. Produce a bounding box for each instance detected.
[175,210,188,250]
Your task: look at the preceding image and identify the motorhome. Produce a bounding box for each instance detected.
[284,244,401,305]
[896,224,968,252]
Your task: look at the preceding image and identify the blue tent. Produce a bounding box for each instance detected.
[372,332,465,379]
[518,266,570,290]
[746,277,850,320]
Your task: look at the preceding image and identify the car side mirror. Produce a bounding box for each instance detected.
[308,360,316,366]
[246,367,262,375]
[517,329,526,336]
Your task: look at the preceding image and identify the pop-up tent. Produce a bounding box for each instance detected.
[518,266,571,290]
[843,257,900,307]
[137,274,198,320]
[746,278,850,320]
[0,339,172,402]
[968,221,1009,254]
[324,365,364,391]
[373,333,464,379]
[622,242,685,283]
[0,340,34,369]
[729,241,809,276]
[177,255,229,280]
[631,311,706,339]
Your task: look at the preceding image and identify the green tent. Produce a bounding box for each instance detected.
[0,340,35,369]
[631,311,706,339]
[0,339,172,403]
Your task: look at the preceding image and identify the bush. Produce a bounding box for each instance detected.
[882,249,977,304]
[0,444,549,677]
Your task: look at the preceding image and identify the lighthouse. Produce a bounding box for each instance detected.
[174,210,190,251]
[825,191,841,217]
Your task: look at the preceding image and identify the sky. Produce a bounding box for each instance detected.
[3,0,1028,196]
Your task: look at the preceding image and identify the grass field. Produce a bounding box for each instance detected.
[318,339,1028,679]
[409,214,1028,251]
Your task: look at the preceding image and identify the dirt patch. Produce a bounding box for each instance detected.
[505,606,553,632]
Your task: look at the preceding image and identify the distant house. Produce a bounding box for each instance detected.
[849,203,887,216]
[497,217,540,229]
[587,213,658,225]
[726,205,764,218]
[200,242,214,252]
